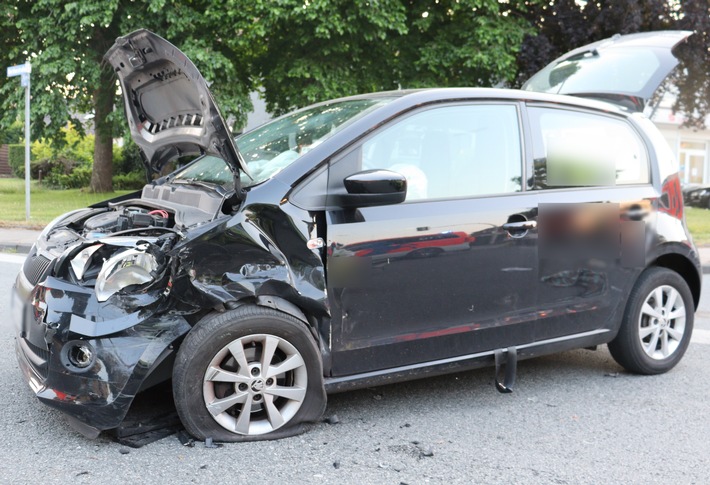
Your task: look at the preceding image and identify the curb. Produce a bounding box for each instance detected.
[0,243,33,255]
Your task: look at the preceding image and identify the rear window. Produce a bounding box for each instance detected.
[524,48,662,96]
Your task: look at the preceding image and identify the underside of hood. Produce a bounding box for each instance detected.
[105,29,249,179]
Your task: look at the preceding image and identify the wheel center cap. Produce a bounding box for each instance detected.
[251,379,265,392]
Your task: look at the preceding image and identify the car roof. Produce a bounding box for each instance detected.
[323,87,630,117]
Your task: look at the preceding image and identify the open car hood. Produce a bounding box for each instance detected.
[523,30,693,112]
[105,29,249,177]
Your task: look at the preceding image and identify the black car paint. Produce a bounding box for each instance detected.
[13,87,701,437]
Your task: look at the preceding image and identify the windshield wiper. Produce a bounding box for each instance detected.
[172,178,228,196]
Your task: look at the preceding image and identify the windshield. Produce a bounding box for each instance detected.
[171,97,393,188]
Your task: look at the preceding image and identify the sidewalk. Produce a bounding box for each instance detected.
[3,226,710,273]
[0,227,41,254]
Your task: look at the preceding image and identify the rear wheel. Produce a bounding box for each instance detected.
[608,267,693,375]
[173,306,326,441]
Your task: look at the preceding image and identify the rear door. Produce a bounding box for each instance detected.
[525,103,655,341]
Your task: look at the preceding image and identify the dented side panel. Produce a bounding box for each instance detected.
[171,202,328,320]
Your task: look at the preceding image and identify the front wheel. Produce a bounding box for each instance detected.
[608,267,694,375]
[173,306,326,441]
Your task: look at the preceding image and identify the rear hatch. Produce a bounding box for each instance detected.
[523,30,693,112]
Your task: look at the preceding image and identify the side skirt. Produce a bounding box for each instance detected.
[323,329,612,394]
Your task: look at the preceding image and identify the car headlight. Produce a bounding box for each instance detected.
[70,244,104,280]
[95,245,158,302]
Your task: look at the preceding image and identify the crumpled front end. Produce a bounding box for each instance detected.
[167,204,329,321]
[14,281,190,436]
[12,193,330,438]
[13,223,192,437]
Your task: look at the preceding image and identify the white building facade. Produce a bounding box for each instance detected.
[650,97,710,185]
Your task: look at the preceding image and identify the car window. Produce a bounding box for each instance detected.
[360,104,523,200]
[524,48,662,95]
[528,107,649,188]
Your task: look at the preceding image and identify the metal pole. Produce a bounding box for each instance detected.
[24,74,30,221]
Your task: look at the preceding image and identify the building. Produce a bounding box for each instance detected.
[649,93,710,186]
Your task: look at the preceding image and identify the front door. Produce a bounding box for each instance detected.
[325,103,540,375]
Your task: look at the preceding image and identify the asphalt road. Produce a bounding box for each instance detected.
[1,252,709,484]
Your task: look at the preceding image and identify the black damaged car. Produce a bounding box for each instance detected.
[11,30,701,441]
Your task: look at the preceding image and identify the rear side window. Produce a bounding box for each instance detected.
[528,107,649,188]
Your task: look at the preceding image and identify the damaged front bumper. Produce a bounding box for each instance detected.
[13,269,191,438]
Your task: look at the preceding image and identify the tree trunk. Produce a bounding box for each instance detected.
[90,67,114,192]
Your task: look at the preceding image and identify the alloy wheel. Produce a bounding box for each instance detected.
[202,333,308,435]
[638,285,686,360]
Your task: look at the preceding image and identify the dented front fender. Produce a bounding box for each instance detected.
[171,203,328,320]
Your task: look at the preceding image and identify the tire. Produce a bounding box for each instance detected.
[608,267,694,375]
[173,305,326,442]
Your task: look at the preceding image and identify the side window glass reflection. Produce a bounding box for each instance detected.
[362,105,523,200]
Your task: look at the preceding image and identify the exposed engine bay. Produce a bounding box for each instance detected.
[44,182,229,247]
[35,181,234,304]
[81,206,170,238]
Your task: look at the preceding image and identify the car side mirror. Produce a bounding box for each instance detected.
[336,169,407,208]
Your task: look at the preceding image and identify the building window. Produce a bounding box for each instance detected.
[679,140,708,184]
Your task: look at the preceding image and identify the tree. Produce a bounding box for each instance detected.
[672,0,710,129]
[0,1,254,192]
[1,1,537,191]
[243,0,535,116]
[514,0,710,128]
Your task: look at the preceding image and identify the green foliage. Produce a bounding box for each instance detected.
[62,123,95,164]
[7,144,25,178]
[245,0,532,116]
[0,0,255,192]
[44,164,93,189]
[31,139,54,162]
[25,124,97,185]
[1,0,534,138]
[10,124,131,190]
[31,158,69,180]
[112,171,146,190]
[113,138,144,175]
[0,120,24,144]
[11,0,253,133]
